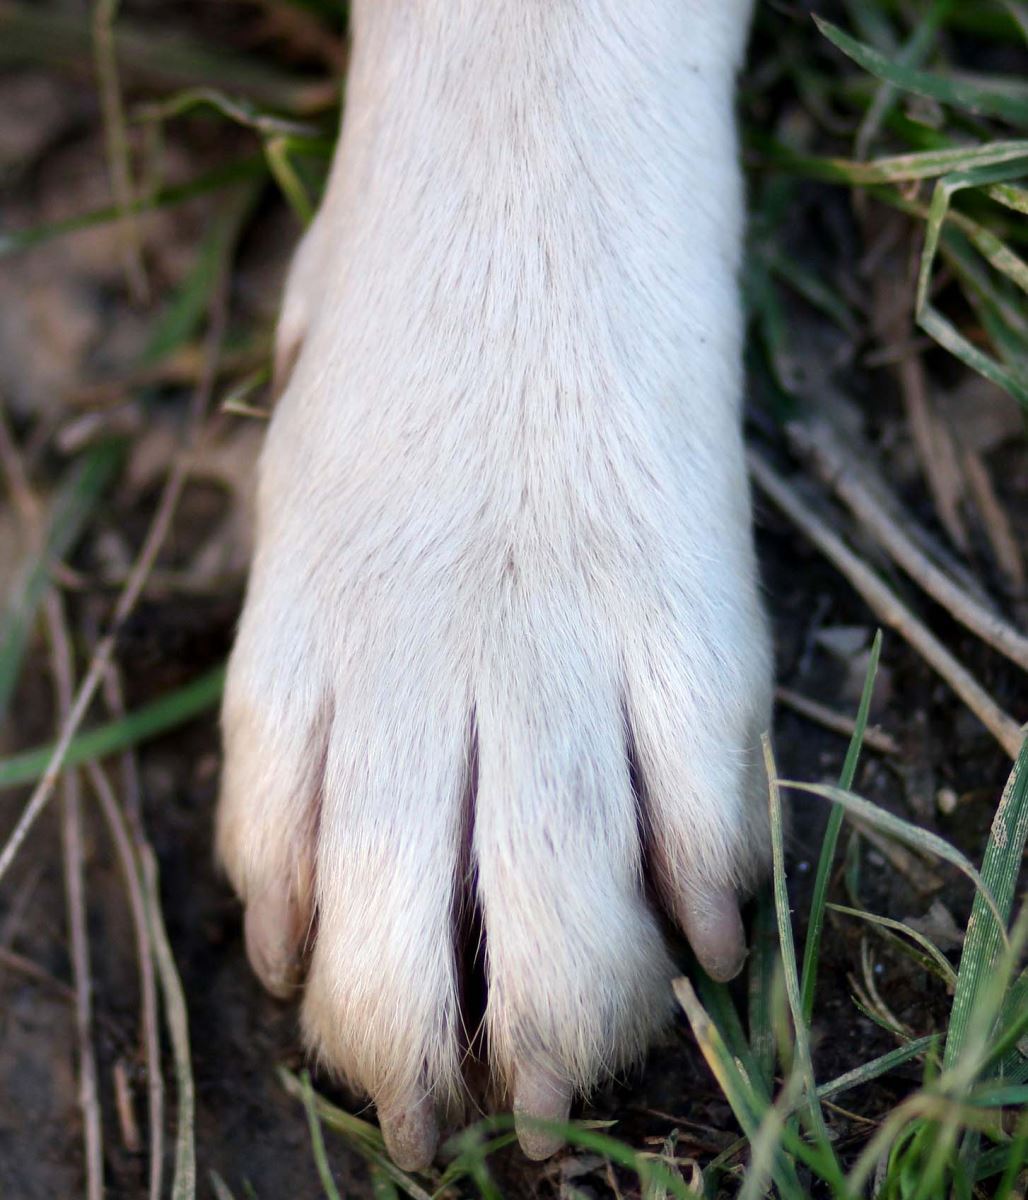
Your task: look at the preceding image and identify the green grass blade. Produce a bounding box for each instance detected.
[944,738,1028,1069]
[915,161,1028,319]
[827,903,959,989]
[942,228,1028,340]
[738,1070,805,1200]
[992,967,1028,1080]
[300,1071,343,1200]
[1005,1,1028,43]
[986,181,1028,213]
[800,630,882,1025]
[277,1068,433,1200]
[750,131,1028,187]
[815,17,1028,126]
[761,245,858,334]
[0,664,225,789]
[854,0,952,158]
[780,780,1009,946]
[696,973,768,1101]
[264,136,315,225]
[0,439,125,722]
[0,156,268,258]
[370,1165,402,1200]
[143,181,261,365]
[761,738,837,1156]
[818,1035,939,1103]
[136,87,323,139]
[747,883,778,1093]
[918,304,1028,407]
[990,1111,1028,1198]
[705,1034,940,1182]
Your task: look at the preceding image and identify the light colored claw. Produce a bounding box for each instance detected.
[677,886,747,983]
[513,1063,572,1161]
[378,1092,439,1172]
[243,882,308,1000]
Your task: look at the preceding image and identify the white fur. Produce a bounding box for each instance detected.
[218,0,771,1139]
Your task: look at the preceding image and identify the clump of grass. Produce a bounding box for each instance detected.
[746,0,1028,412]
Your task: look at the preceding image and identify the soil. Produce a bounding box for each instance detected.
[0,4,1024,1198]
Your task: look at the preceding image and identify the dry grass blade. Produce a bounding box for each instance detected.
[775,685,899,755]
[143,842,196,1200]
[960,447,1025,593]
[44,590,104,1200]
[101,666,164,1199]
[787,418,1028,673]
[0,267,230,889]
[88,757,164,1200]
[92,0,147,301]
[898,324,969,554]
[748,450,1024,758]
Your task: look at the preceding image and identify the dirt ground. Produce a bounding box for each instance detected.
[0,3,1024,1198]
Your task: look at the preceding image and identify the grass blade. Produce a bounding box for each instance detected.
[0,157,269,258]
[0,664,226,789]
[747,883,778,1093]
[674,977,806,1198]
[944,737,1028,1069]
[300,1071,343,1200]
[762,738,837,1155]
[277,1068,433,1200]
[780,779,1010,946]
[0,0,333,114]
[143,181,261,366]
[913,158,1028,406]
[142,845,195,1200]
[0,439,124,722]
[828,903,959,989]
[815,17,1028,126]
[800,630,882,1025]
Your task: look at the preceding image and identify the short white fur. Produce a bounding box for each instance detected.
[218,0,771,1167]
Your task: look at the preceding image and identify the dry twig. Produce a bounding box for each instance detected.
[142,842,196,1200]
[44,589,104,1200]
[88,756,164,1200]
[92,0,148,301]
[788,418,1028,673]
[0,291,228,888]
[749,450,1025,759]
[101,666,164,1200]
[961,447,1026,595]
[775,685,900,756]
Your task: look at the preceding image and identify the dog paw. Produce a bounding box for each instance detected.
[217,357,771,1167]
[217,8,770,1164]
